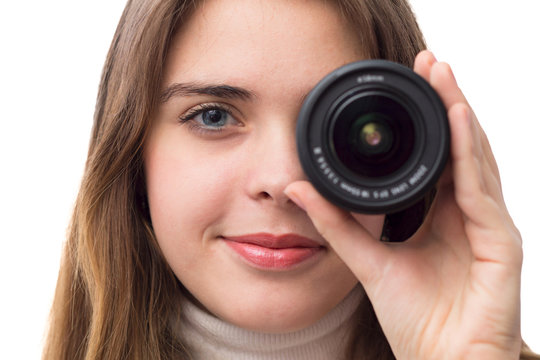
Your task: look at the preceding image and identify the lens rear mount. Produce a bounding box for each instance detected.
[296,60,449,214]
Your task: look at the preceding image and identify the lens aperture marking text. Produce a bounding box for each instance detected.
[409,165,428,186]
[314,147,339,185]
[391,183,410,196]
[312,148,432,204]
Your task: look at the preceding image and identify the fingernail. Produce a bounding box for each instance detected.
[284,189,307,212]
[425,50,437,64]
[464,105,472,125]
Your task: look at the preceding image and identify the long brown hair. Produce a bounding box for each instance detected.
[43,1,537,359]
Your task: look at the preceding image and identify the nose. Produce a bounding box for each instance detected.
[244,120,306,207]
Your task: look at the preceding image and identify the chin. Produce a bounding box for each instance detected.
[205,276,360,333]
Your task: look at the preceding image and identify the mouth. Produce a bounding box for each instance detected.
[221,233,325,270]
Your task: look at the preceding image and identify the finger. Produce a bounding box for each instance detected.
[430,62,503,200]
[427,63,520,266]
[284,181,390,285]
[413,50,437,81]
[429,61,470,109]
[429,61,502,183]
[448,102,504,228]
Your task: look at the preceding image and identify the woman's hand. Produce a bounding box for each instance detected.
[285,50,523,360]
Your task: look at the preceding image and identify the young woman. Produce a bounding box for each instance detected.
[43,0,539,359]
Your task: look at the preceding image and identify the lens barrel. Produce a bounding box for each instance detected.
[296,60,449,214]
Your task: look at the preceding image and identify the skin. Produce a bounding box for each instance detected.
[146,0,523,358]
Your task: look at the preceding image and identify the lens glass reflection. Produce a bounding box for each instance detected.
[332,94,415,177]
[350,114,394,156]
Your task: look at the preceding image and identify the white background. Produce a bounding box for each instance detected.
[0,1,538,358]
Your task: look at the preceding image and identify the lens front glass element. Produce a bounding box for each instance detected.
[332,94,415,178]
[349,113,394,156]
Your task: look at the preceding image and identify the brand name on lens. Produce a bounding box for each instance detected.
[313,146,430,202]
[357,74,384,83]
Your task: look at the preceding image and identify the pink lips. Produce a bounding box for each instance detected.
[223,233,324,270]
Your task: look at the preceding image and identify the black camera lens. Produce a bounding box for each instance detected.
[296,60,449,214]
[332,94,415,178]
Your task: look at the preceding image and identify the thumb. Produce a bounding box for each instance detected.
[284,180,391,285]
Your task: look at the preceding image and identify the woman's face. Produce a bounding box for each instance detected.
[145,0,384,333]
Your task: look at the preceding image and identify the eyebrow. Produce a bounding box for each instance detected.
[160,82,255,102]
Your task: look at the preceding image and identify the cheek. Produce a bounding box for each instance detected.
[143,135,240,267]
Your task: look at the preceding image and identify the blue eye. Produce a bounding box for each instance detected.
[179,103,239,133]
[200,109,228,127]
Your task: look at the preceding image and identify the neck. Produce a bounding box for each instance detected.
[172,285,363,360]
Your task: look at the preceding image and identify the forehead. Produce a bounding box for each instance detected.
[163,0,364,93]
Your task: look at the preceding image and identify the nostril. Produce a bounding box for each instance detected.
[259,191,272,200]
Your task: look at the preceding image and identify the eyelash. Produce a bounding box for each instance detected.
[178,103,238,134]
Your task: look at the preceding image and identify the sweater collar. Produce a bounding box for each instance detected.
[173,285,363,360]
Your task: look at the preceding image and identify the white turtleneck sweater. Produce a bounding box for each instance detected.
[173,286,363,360]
